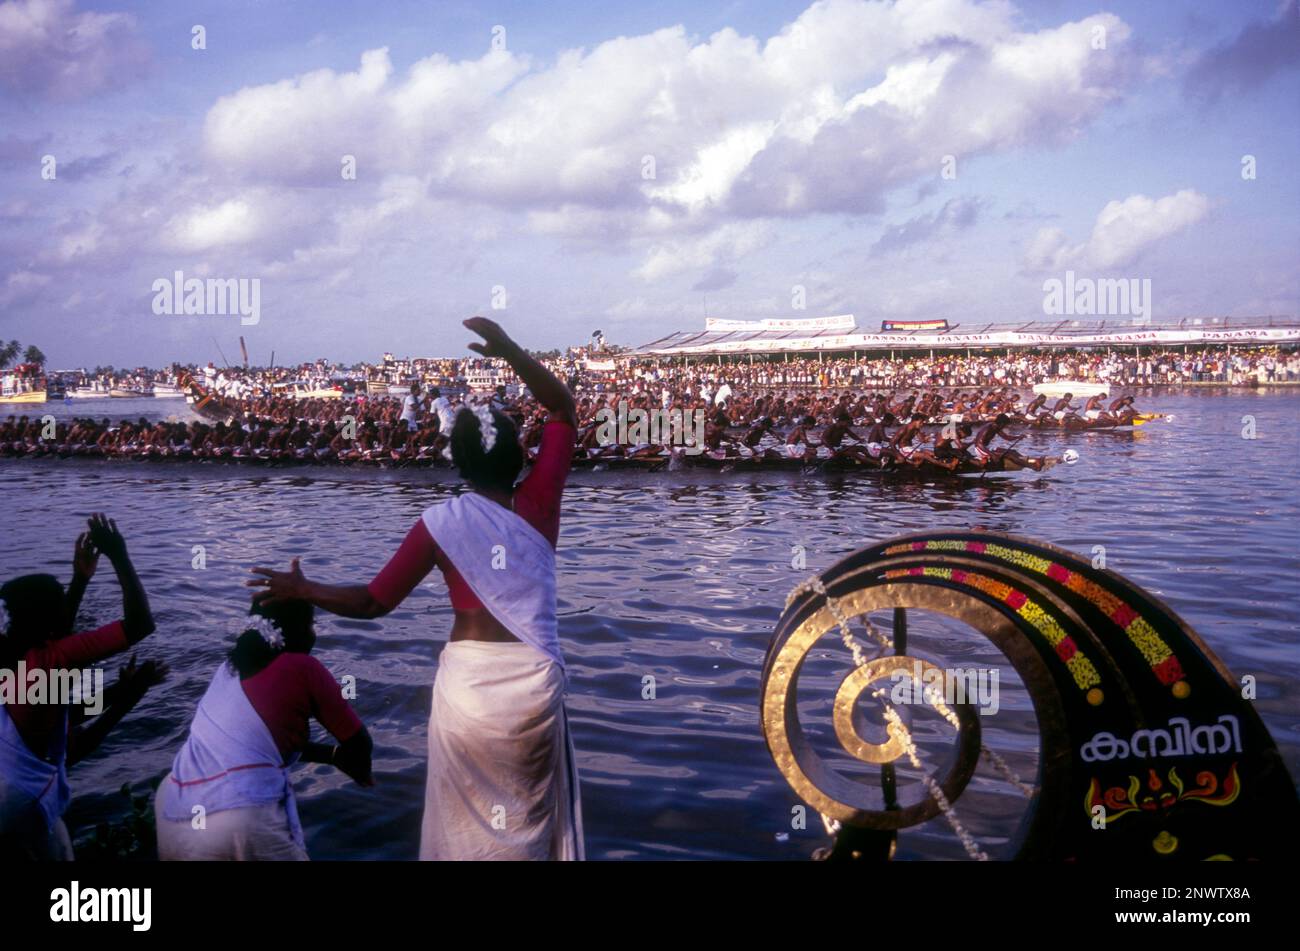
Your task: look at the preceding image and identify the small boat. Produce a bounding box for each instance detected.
[0,371,47,404]
[109,387,148,398]
[272,380,343,400]
[0,386,46,404]
[152,382,186,399]
[1032,381,1110,399]
[1023,412,1167,431]
[467,369,506,392]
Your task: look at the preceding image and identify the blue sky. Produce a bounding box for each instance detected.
[1,0,1297,368]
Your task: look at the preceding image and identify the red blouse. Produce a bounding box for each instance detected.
[367,419,575,612]
[10,620,129,755]
[240,652,362,757]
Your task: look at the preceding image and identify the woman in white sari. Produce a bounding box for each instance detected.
[250,317,582,860]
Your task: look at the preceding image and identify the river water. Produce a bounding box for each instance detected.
[2,389,1297,859]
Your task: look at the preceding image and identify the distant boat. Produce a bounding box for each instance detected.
[1032,381,1110,399]
[1,370,47,404]
[272,380,343,400]
[109,387,148,398]
[152,382,186,399]
[467,369,506,392]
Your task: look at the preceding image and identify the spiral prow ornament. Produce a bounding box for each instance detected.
[761,531,1298,860]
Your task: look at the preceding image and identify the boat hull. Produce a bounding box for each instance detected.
[1032,381,1109,399]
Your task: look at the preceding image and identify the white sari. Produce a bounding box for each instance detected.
[419,493,583,860]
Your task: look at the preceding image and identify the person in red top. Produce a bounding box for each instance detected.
[1,514,160,861]
[154,599,373,861]
[251,317,584,860]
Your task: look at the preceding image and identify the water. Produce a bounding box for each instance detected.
[2,390,1297,859]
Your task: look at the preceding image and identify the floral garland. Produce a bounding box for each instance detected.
[463,403,497,452]
[244,614,284,650]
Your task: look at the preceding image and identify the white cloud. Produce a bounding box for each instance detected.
[203,47,527,184]
[633,221,775,282]
[163,199,263,253]
[4,0,1154,344]
[0,269,50,306]
[198,1,1138,228]
[1025,189,1210,270]
[0,0,147,99]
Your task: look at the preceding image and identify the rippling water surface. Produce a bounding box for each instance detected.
[2,390,1297,859]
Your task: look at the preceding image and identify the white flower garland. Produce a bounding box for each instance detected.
[465,403,498,452]
[245,614,284,650]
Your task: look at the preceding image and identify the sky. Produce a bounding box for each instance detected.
[0,0,1297,368]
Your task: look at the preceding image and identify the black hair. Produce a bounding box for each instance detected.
[0,574,66,665]
[450,406,524,494]
[227,599,316,679]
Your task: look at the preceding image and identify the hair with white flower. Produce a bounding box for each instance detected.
[246,614,284,650]
[465,403,497,453]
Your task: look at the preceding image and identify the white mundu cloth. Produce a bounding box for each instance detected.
[419,493,583,861]
[155,665,307,861]
[0,704,73,860]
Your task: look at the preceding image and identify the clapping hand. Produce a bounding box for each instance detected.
[72,531,100,580]
[86,513,128,562]
[118,653,169,699]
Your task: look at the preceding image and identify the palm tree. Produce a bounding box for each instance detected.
[23,344,46,366]
[0,340,19,369]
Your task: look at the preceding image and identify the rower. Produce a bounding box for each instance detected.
[1050,393,1079,422]
[738,416,778,461]
[703,408,730,457]
[889,412,960,470]
[1108,394,1137,422]
[822,411,872,465]
[933,421,973,468]
[971,413,1046,471]
[861,413,896,467]
[785,416,819,463]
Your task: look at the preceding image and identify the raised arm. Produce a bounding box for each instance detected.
[464,316,576,428]
[248,557,389,619]
[62,531,99,635]
[87,514,155,645]
[250,518,440,619]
